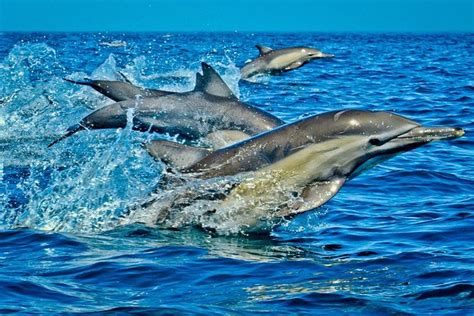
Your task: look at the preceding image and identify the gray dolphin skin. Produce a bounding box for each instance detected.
[64,78,174,102]
[240,44,334,80]
[145,109,464,231]
[48,63,284,147]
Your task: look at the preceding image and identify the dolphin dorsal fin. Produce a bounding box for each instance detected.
[145,140,211,170]
[194,72,204,91]
[256,44,272,55]
[194,62,237,99]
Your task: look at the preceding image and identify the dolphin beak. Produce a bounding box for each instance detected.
[369,125,464,154]
[309,52,335,59]
[320,53,335,58]
[311,52,335,58]
[397,126,465,142]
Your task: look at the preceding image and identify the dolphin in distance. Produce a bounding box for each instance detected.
[240,44,334,80]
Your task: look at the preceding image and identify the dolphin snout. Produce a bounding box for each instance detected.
[320,53,335,58]
[311,52,335,58]
[397,126,464,142]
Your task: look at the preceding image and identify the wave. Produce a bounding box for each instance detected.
[408,283,474,301]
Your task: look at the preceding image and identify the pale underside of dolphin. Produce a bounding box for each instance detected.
[49,63,284,148]
[138,109,464,233]
[240,44,335,80]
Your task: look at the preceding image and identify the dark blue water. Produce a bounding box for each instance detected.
[1,32,473,314]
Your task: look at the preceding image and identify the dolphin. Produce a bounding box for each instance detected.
[48,63,284,148]
[142,109,464,233]
[240,44,334,80]
[64,74,174,102]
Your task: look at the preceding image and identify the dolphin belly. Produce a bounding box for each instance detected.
[267,52,304,71]
[201,136,367,232]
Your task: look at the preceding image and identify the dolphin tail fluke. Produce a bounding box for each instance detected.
[48,124,84,148]
[63,78,95,86]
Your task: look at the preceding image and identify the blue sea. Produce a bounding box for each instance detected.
[0,32,473,314]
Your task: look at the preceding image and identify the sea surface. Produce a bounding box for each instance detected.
[0,32,473,314]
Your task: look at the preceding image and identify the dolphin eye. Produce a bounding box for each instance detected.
[369,138,384,146]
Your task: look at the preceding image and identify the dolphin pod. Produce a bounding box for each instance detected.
[53,43,464,233]
[49,63,284,148]
[240,44,334,80]
[143,110,464,232]
[65,44,334,100]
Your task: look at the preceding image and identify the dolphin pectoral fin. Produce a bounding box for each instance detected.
[144,140,211,170]
[275,178,346,217]
[48,124,85,147]
[194,62,238,100]
[283,61,304,71]
[300,178,346,209]
[203,130,251,149]
[256,44,273,55]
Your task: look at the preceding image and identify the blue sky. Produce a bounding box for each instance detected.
[0,0,472,32]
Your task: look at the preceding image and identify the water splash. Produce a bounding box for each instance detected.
[121,169,318,235]
[0,41,252,234]
[0,44,159,232]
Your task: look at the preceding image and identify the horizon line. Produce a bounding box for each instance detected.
[1,30,473,34]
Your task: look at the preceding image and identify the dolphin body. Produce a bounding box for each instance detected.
[64,76,174,102]
[49,63,284,148]
[141,110,464,233]
[240,45,334,80]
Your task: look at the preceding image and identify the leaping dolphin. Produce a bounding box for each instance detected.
[240,45,334,80]
[142,110,464,232]
[48,63,284,148]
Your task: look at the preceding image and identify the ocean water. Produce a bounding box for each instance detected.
[0,32,473,314]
